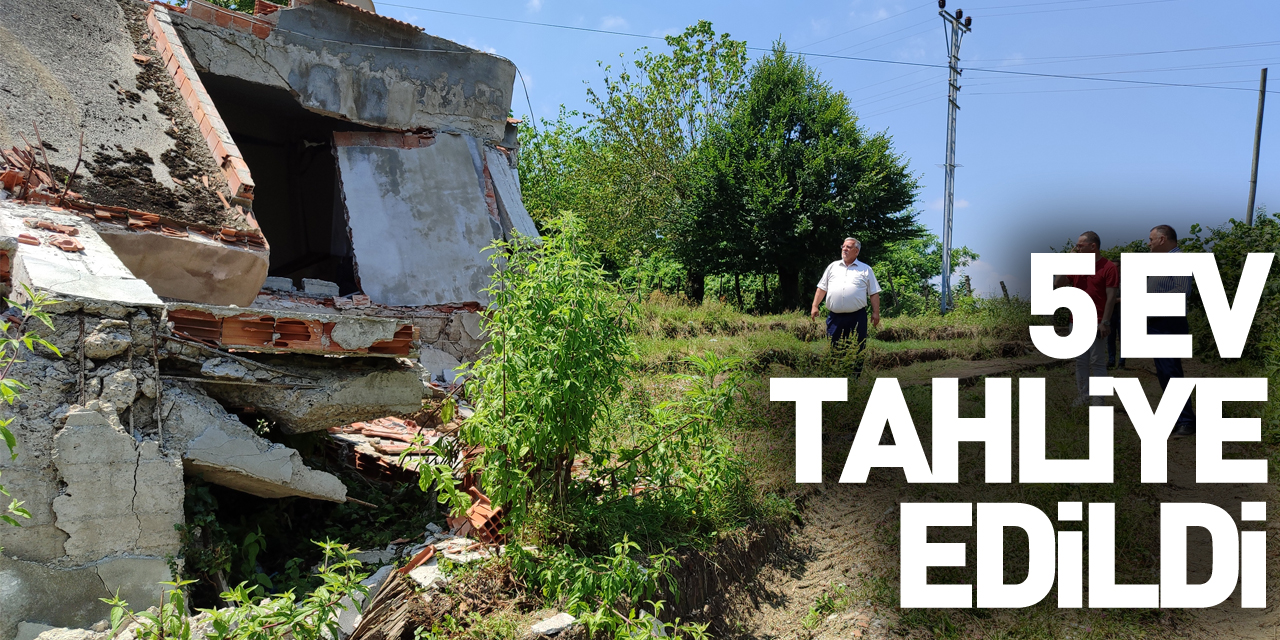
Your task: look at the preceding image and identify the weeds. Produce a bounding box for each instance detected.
[105,541,368,640]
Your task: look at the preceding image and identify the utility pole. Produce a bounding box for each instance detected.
[1246,67,1267,226]
[939,0,971,314]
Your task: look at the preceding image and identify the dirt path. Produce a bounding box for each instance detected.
[716,359,1278,640]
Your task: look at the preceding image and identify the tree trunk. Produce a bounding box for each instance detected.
[734,273,743,310]
[778,266,801,310]
[687,271,706,304]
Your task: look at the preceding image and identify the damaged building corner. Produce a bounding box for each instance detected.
[0,0,537,636]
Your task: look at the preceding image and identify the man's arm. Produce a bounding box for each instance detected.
[1054,274,1072,289]
[869,292,881,328]
[1100,287,1118,337]
[811,288,826,318]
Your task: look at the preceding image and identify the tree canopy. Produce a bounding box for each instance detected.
[684,43,921,308]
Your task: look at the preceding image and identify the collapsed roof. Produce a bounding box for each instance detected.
[0,0,538,310]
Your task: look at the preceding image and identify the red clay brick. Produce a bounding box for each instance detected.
[189,1,216,23]
[197,111,214,139]
[251,21,273,39]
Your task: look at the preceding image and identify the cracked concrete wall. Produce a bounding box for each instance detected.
[171,0,515,141]
[0,301,165,564]
[413,311,486,363]
[53,404,183,564]
[0,299,172,640]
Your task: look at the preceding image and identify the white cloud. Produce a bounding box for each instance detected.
[649,25,683,38]
[526,0,542,10]
[600,15,628,30]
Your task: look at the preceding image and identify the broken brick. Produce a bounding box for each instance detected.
[49,236,85,252]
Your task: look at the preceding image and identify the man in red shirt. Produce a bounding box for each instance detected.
[1053,231,1119,406]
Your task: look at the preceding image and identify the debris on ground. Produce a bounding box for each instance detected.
[528,613,577,637]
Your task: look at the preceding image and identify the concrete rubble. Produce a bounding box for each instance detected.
[529,613,578,637]
[0,0,538,635]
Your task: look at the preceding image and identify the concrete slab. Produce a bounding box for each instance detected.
[336,133,499,307]
[484,147,539,241]
[0,203,162,308]
[167,301,418,357]
[95,227,268,307]
[161,384,347,501]
[197,359,424,434]
[0,0,245,229]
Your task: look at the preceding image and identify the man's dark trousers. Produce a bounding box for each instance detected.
[827,308,869,373]
[1150,316,1195,427]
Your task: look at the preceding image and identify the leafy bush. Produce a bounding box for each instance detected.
[104,541,368,640]
[422,213,636,526]
[511,539,708,639]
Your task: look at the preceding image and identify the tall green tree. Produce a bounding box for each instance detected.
[871,231,979,316]
[688,43,921,309]
[519,21,748,290]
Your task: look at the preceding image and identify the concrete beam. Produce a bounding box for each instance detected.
[193,359,424,434]
[170,1,515,140]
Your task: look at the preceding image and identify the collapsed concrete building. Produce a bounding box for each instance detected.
[0,0,536,636]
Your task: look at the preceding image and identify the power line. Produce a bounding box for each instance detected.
[976,0,1179,18]
[968,40,1280,65]
[345,2,1280,95]
[798,2,933,50]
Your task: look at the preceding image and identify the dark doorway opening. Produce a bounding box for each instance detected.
[200,74,378,295]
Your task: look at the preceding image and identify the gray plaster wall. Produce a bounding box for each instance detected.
[336,133,500,307]
[0,555,172,640]
[171,0,515,141]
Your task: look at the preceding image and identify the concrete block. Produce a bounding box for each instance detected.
[418,345,462,384]
[529,613,576,636]
[301,278,339,297]
[262,276,295,291]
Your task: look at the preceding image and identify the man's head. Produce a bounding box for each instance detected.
[1074,231,1101,255]
[1148,225,1177,253]
[841,237,861,264]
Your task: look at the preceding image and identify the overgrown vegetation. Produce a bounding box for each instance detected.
[105,541,369,640]
[419,214,785,636]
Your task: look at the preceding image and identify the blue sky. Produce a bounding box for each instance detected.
[376,0,1278,296]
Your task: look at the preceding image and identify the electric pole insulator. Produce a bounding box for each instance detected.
[956,9,963,20]
[965,16,972,27]
[938,0,946,8]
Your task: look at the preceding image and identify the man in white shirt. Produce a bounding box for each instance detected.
[811,237,881,371]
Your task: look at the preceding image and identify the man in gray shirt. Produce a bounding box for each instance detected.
[811,237,882,373]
